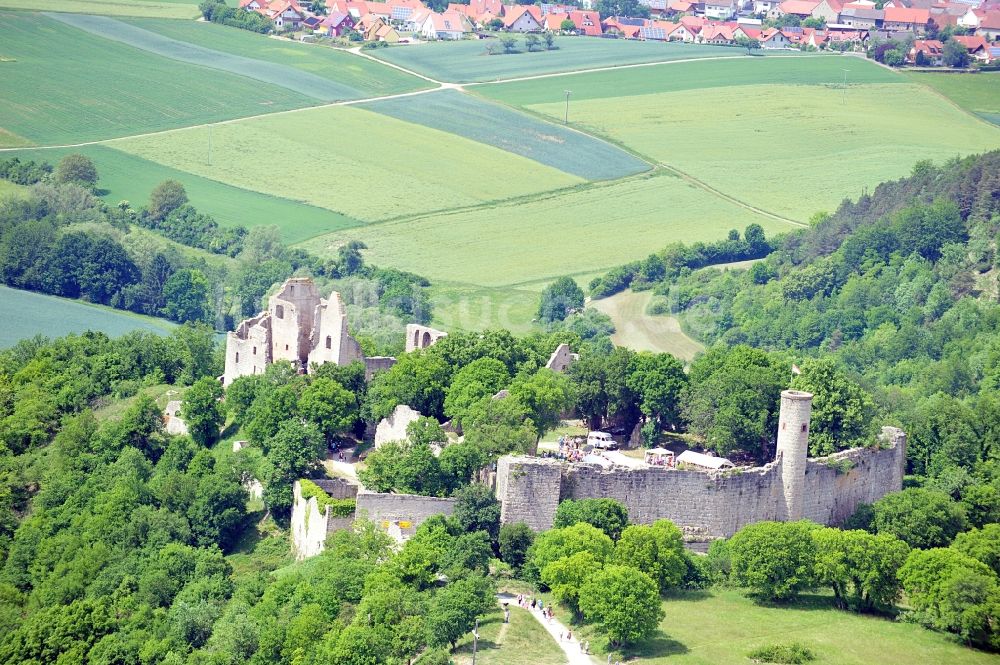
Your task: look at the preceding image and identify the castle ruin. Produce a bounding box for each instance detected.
[495,390,906,542]
[405,323,447,353]
[224,278,395,385]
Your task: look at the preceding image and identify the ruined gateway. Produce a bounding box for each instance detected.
[495,390,907,542]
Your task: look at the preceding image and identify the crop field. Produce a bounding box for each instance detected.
[0,12,316,146]
[126,18,428,98]
[369,37,755,83]
[0,286,175,348]
[299,171,791,289]
[522,82,1000,220]
[5,145,359,243]
[361,89,649,180]
[115,105,583,222]
[906,71,1000,126]
[52,14,425,102]
[3,0,199,18]
[590,289,704,360]
[476,54,901,106]
[556,588,1000,665]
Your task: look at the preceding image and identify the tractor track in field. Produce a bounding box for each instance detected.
[0,46,810,228]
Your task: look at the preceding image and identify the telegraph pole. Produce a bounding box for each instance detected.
[841,69,850,106]
[564,90,572,124]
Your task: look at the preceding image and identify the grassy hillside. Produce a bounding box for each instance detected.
[905,71,1000,126]
[126,18,429,97]
[4,145,361,243]
[0,12,316,146]
[299,171,790,288]
[54,14,427,102]
[115,105,583,222]
[2,0,199,18]
[0,285,176,347]
[361,89,649,181]
[368,37,757,83]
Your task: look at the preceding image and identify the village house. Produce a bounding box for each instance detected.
[778,0,820,18]
[265,0,306,29]
[319,10,355,34]
[420,9,471,38]
[908,38,944,63]
[974,10,1000,38]
[839,6,882,28]
[760,25,795,45]
[953,34,994,61]
[753,0,782,15]
[704,0,737,19]
[503,4,543,30]
[810,0,843,22]
[882,5,929,30]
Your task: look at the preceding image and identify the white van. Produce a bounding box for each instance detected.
[587,431,619,450]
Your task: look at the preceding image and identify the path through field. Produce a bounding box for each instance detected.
[590,290,704,360]
[497,593,597,665]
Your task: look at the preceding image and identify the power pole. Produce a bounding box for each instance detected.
[564,90,572,125]
[471,618,480,665]
[841,69,849,106]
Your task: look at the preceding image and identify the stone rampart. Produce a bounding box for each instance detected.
[496,426,906,539]
[355,491,457,542]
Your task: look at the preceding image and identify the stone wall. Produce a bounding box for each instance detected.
[364,356,397,380]
[355,491,457,543]
[495,427,906,539]
[308,291,364,368]
[270,278,320,365]
[405,324,447,353]
[374,404,422,448]
[223,312,271,385]
[545,343,578,373]
[290,480,332,560]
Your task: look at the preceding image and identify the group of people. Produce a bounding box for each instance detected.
[514,594,589,655]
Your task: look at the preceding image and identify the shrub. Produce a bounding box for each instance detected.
[748,642,815,664]
[299,479,356,517]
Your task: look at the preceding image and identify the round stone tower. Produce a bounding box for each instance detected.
[776,389,813,521]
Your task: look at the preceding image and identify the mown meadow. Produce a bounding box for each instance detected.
[905,71,1000,126]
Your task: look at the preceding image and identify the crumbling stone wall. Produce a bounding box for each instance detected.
[545,343,578,373]
[270,278,321,366]
[374,404,422,448]
[308,291,363,368]
[355,491,456,543]
[290,480,332,560]
[405,324,447,353]
[495,429,905,538]
[223,313,271,385]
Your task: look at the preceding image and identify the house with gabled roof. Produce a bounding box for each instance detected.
[839,6,882,27]
[883,5,929,30]
[266,0,306,29]
[503,4,543,30]
[704,0,736,19]
[811,0,843,21]
[420,9,470,37]
[320,10,356,34]
[240,0,266,10]
[975,10,1000,38]
[908,38,943,63]
[952,34,993,61]
[760,25,794,45]
[778,0,820,16]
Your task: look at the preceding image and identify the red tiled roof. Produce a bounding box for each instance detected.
[779,0,820,14]
[883,6,930,22]
[503,3,542,26]
[568,9,602,34]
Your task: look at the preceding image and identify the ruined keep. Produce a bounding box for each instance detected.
[496,390,906,541]
[224,278,394,385]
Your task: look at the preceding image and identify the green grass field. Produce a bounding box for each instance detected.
[361,89,649,181]
[4,0,199,18]
[428,282,541,335]
[299,170,791,289]
[4,145,360,243]
[0,12,316,146]
[552,588,999,665]
[115,105,583,222]
[451,607,564,665]
[905,71,1000,126]
[0,180,28,199]
[126,18,428,98]
[522,82,1000,221]
[590,289,704,360]
[0,285,176,348]
[476,54,901,106]
[369,37,761,84]
[50,13,380,101]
